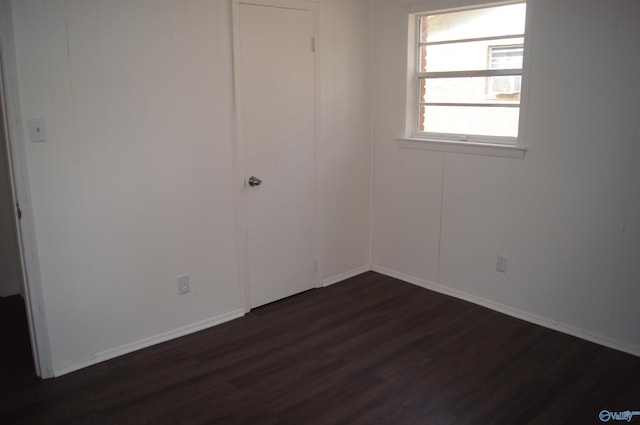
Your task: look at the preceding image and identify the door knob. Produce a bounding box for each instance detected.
[248,176,262,187]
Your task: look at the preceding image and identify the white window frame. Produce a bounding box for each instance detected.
[399,0,530,159]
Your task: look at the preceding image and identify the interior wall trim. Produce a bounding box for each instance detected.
[322,265,372,287]
[371,264,640,359]
[54,309,245,377]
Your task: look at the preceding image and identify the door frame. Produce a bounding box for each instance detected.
[0,0,54,378]
[231,0,322,312]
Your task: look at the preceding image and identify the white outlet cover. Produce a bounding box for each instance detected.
[30,119,47,142]
[497,256,507,273]
[178,275,190,295]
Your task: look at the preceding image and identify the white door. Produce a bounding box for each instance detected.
[236,2,317,308]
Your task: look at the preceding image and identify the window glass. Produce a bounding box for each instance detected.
[414,2,527,143]
[420,3,526,43]
[419,106,520,138]
[420,38,524,73]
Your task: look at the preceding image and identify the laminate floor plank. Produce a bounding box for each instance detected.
[1,272,639,424]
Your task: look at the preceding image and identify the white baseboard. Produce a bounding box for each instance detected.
[372,265,640,359]
[54,309,245,377]
[322,265,371,287]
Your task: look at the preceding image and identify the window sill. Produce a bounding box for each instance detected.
[395,137,527,159]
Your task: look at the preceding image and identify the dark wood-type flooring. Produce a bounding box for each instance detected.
[2,272,639,424]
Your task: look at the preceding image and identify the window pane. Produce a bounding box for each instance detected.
[420,38,523,72]
[420,78,520,104]
[419,105,520,138]
[489,46,524,69]
[420,3,526,43]
[487,76,522,97]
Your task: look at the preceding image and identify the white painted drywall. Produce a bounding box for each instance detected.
[12,0,243,374]
[9,0,640,375]
[10,0,372,375]
[320,0,373,283]
[372,0,640,354]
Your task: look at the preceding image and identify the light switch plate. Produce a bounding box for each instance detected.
[30,119,47,142]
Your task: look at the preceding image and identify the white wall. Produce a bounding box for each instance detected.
[8,0,640,376]
[10,0,640,376]
[13,0,243,374]
[10,0,372,375]
[372,0,640,355]
[320,0,373,284]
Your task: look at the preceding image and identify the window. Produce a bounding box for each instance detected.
[488,46,523,97]
[410,2,527,146]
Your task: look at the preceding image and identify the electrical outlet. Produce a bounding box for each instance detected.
[496,256,507,273]
[178,275,190,295]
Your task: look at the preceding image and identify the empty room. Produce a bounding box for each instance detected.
[1,0,639,423]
